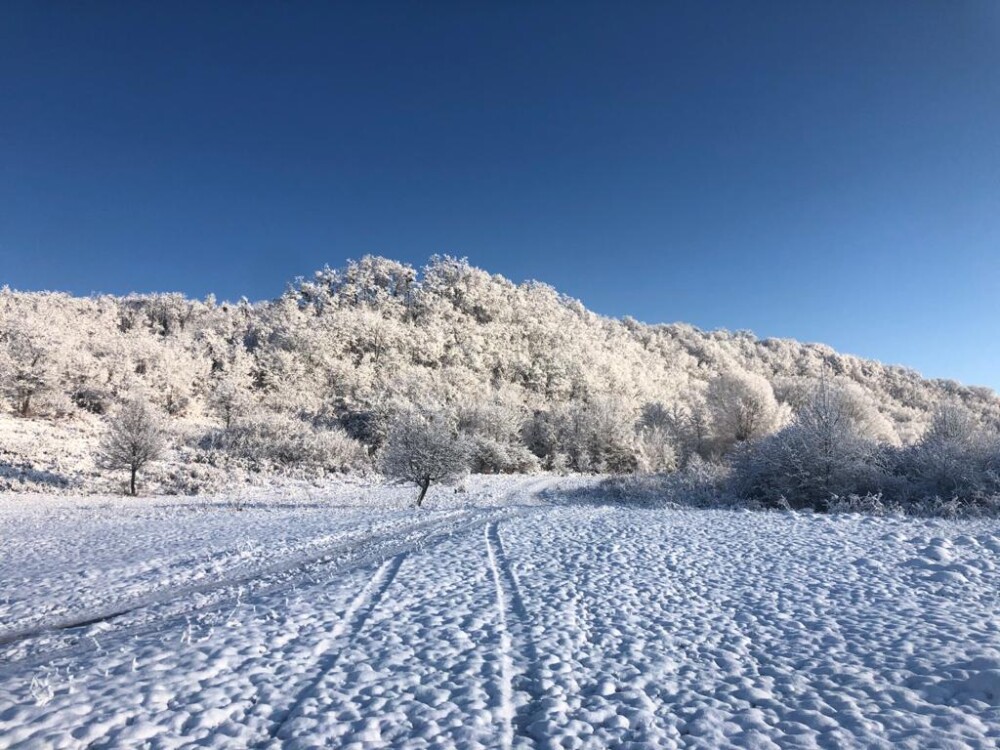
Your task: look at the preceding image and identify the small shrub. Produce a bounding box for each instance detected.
[212,410,367,472]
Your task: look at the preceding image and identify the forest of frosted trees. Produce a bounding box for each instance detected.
[2,255,999,511]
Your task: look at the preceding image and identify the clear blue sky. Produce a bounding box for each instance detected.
[1,2,998,389]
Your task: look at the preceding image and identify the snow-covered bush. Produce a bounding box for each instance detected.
[728,379,886,509]
[591,455,730,508]
[337,401,394,451]
[467,435,540,474]
[211,411,366,473]
[891,403,1000,506]
[826,493,902,517]
[71,385,113,415]
[456,398,537,473]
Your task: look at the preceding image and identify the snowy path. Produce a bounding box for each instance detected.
[1,484,999,748]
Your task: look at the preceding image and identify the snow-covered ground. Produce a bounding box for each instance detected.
[1,478,999,749]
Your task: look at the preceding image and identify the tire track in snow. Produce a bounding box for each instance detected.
[0,510,489,673]
[3,475,558,657]
[0,513,460,649]
[255,552,407,748]
[485,522,516,750]
[485,520,544,749]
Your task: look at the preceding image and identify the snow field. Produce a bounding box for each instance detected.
[0,482,999,748]
[500,508,1000,749]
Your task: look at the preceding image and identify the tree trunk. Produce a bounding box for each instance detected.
[130,467,138,497]
[416,478,430,507]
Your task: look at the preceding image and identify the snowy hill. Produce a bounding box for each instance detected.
[1,255,998,494]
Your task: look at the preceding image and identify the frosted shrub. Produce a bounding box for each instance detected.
[827,493,902,517]
[338,404,393,450]
[894,403,1000,505]
[72,385,112,415]
[31,390,76,419]
[728,379,886,509]
[601,456,730,508]
[468,435,540,474]
[455,399,536,473]
[215,411,366,472]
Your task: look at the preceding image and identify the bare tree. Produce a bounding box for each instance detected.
[99,396,166,496]
[379,412,470,506]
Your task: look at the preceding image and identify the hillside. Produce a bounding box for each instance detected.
[1,255,998,494]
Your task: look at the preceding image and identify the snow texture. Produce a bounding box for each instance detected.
[1,477,999,748]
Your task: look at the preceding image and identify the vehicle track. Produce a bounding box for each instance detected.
[3,476,560,653]
[0,508,502,671]
[254,553,407,748]
[485,522,517,750]
[485,519,545,750]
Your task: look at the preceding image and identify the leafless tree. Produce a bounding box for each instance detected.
[99,396,166,496]
[380,412,470,506]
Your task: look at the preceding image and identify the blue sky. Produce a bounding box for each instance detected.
[1,2,998,389]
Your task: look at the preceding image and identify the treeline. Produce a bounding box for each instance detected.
[1,255,998,508]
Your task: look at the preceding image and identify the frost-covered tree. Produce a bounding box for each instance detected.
[777,376,899,446]
[379,411,471,506]
[730,378,885,508]
[635,424,678,473]
[524,398,638,473]
[207,364,253,429]
[707,371,787,451]
[897,402,1000,502]
[214,409,366,472]
[0,316,53,417]
[99,396,167,496]
[2,257,1000,492]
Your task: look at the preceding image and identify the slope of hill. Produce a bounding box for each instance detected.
[1,255,997,494]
